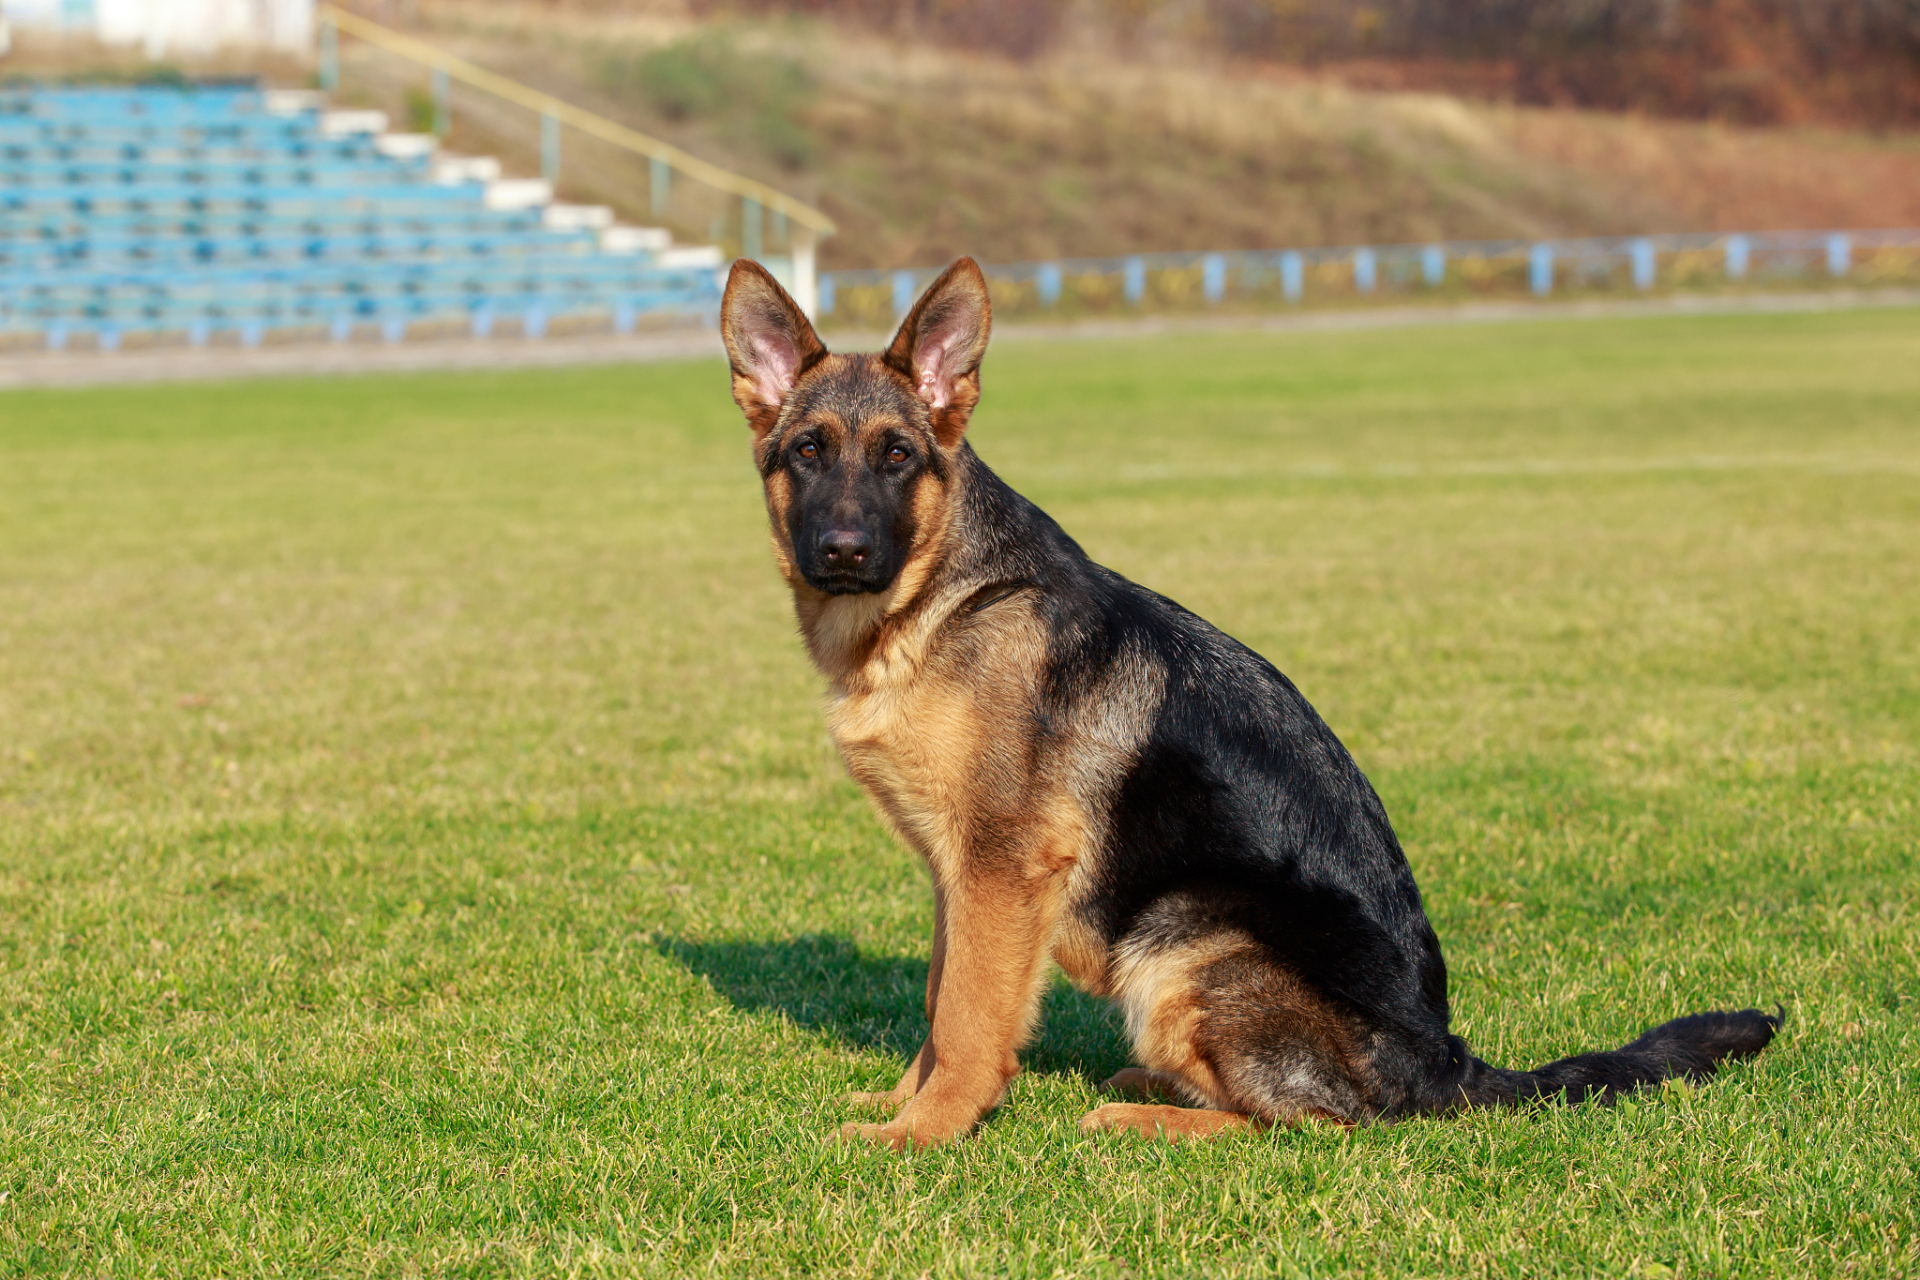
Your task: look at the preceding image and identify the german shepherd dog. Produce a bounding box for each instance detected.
[719,256,1779,1149]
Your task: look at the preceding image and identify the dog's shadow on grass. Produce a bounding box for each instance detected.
[658,933,1131,1082]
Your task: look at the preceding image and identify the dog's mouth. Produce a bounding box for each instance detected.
[808,570,888,595]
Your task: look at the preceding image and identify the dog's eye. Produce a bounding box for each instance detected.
[795,441,819,461]
[886,444,910,464]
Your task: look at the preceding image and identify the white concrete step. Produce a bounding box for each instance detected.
[543,203,613,231]
[319,109,388,138]
[323,106,728,276]
[431,154,502,185]
[264,89,325,115]
[656,245,725,269]
[484,178,554,211]
[600,226,673,255]
[374,133,438,160]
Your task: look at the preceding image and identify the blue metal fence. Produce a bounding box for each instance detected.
[819,228,1920,323]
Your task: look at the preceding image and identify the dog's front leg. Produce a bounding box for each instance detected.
[846,879,948,1112]
[840,866,1060,1150]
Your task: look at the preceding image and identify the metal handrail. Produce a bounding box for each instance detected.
[315,4,834,237]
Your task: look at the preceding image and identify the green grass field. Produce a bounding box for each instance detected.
[2,309,1917,1278]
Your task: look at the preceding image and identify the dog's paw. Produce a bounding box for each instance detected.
[1079,1103,1161,1137]
[837,1121,917,1151]
[841,1090,906,1112]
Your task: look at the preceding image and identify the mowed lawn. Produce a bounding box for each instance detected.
[2,309,1917,1278]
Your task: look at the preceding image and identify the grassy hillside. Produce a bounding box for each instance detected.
[13,4,1919,269]
[325,1,1920,268]
[2,310,1917,1276]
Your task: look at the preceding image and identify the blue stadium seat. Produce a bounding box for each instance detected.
[0,85,720,348]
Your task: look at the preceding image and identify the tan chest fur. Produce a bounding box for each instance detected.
[809,593,1140,997]
[823,600,1044,879]
[830,675,984,878]
[832,674,1115,999]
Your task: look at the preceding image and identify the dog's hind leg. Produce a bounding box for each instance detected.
[1080,1103,1254,1140]
[1085,1065,1258,1142]
[1083,914,1372,1141]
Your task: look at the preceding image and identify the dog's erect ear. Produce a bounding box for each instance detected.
[721,259,828,438]
[884,257,993,448]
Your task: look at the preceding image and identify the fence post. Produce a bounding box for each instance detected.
[1529,243,1554,297]
[541,111,560,183]
[1421,245,1445,287]
[1124,256,1146,305]
[319,14,338,92]
[742,197,762,262]
[1037,262,1062,308]
[1353,247,1376,294]
[1281,251,1303,303]
[649,156,669,220]
[1202,254,1226,304]
[431,65,450,136]
[790,224,818,318]
[891,270,916,320]
[1725,234,1749,281]
[1630,238,1655,291]
[1826,233,1851,278]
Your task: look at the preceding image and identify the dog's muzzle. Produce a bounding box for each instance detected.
[807,529,889,593]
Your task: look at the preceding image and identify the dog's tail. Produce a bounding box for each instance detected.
[1436,1007,1783,1111]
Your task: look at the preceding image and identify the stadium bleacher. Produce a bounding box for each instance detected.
[0,83,724,350]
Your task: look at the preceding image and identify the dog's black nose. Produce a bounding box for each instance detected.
[820,530,871,568]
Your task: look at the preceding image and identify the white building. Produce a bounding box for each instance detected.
[2,0,314,57]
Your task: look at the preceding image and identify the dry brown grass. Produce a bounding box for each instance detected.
[1497,109,1920,232]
